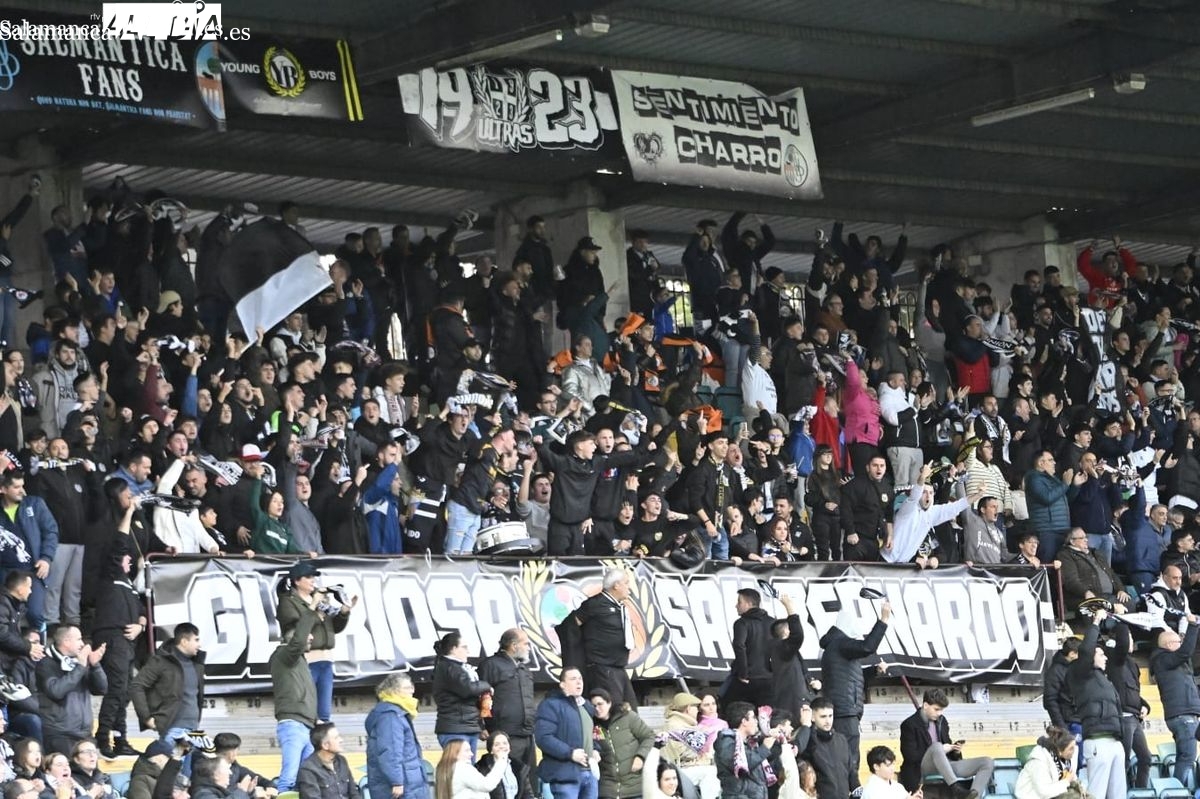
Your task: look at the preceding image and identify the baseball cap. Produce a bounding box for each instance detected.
[240,444,264,462]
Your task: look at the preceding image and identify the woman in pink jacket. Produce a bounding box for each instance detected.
[842,359,882,475]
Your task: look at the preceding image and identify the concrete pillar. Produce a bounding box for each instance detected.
[0,135,85,350]
[952,215,1078,304]
[495,180,627,353]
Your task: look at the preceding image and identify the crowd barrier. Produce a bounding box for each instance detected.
[146,556,1056,694]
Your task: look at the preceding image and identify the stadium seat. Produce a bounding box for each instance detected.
[1150,776,1190,799]
[695,386,714,404]
[1126,790,1156,799]
[110,772,131,797]
[1157,742,1177,777]
[358,776,370,799]
[277,793,299,799]
[714,387,743,420]
[1015,744,1036,765]
[422,760,434,786]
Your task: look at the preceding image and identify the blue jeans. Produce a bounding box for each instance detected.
[437,733,478,761]
[721,340,749,388]
[1167,714,1198,788]
[161,727,194,776]
[445,501,483,554]
[703,525,730,560]
[276,719,314,791]
[1086,532,1114,567]
[1037,529,1067,563]
[309,661,334,722]
[547,770,597,799]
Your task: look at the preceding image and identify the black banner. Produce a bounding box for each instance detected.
[0,11,215,128]
[396,64,620,155]
[147,557,1055,694]
[200,38,363,122]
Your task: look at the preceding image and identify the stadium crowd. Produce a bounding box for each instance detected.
[0,171,1198,799]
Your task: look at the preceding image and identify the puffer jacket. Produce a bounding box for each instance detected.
[432,655,491,735]
[365,701,429,799]
[1024,469,1074,532]
[1069,623,1122,737]
[1042,650,1079,728]
[534,688,595,785]
[842,360,881,446]
[1150,622,1200,719]
[1014,744,1074,799]
[1123,488,1164,584]
[595,705,655,799]
[819,620,888,719]
[130,639,207,732]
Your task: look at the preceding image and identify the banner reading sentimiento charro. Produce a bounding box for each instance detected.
[396,64,620,155]
[610,70,823,199]
[149,557,1054,693]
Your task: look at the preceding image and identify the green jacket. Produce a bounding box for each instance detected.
[249,478,300,554]
[277,591,348,651]
[130,640,207,732]
[596,705,655,799]
[270,611,318,726]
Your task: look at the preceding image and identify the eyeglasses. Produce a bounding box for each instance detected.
[76,748,99,755]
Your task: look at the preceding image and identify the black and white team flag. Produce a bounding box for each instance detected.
[217,219,331,335]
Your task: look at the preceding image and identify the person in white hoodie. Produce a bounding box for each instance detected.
[885,464,978,566]
[150,458,221,554]
[878,371,922,488]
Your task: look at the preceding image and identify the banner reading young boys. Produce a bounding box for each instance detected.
[147,556,1055,694]
[610,70,823,199]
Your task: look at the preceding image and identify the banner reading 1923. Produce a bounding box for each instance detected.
[610,70,823,199]
[148,557,1055,694]
[396,64,619,155]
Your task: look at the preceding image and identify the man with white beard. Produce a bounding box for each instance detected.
[480,629,538,772]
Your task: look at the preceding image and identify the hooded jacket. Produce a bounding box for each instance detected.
[131,639,207,733]
[1042,651,1079,728]
[32,357,83,438]
[1068,623,1122,738]
[595,704,655,799]
[819,615,888,718]
[1150,622,1200,720]
[879,383,919,449]
[269,612,318,727]
[842,361,881,446]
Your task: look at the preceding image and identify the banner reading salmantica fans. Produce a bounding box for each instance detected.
[149,556,1054,694]
[396,64,620,155]
[0,11,215,128]
[610,70,823,199]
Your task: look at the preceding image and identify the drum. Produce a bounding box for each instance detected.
[474,522,544,556]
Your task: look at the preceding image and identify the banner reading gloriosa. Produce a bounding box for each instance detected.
[149,556,1054,694]
[396,65,620,154]
[610,70,823,199]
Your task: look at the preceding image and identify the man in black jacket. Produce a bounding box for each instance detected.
[576,569,637,708]
[897,689,993,797]
[794,698,855,799]
[721,212,775,290]
[676,431,734,560]
[93,548,147,757]
[479,629,538,772]
[513,215,555,309]
[1106,624,1152,789]
[1042,637,1081,771]
[0,572,43,671]
[819,600,890,774]
[730,589,774,706]
[1071,608,1125,799]
[131,623,206,748]
[1151,613,1200,789]
[535,431,644,556]
[839,456,893,561]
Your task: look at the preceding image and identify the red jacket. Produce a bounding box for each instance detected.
[811,381,843,471]
[1077,245,1136,308]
